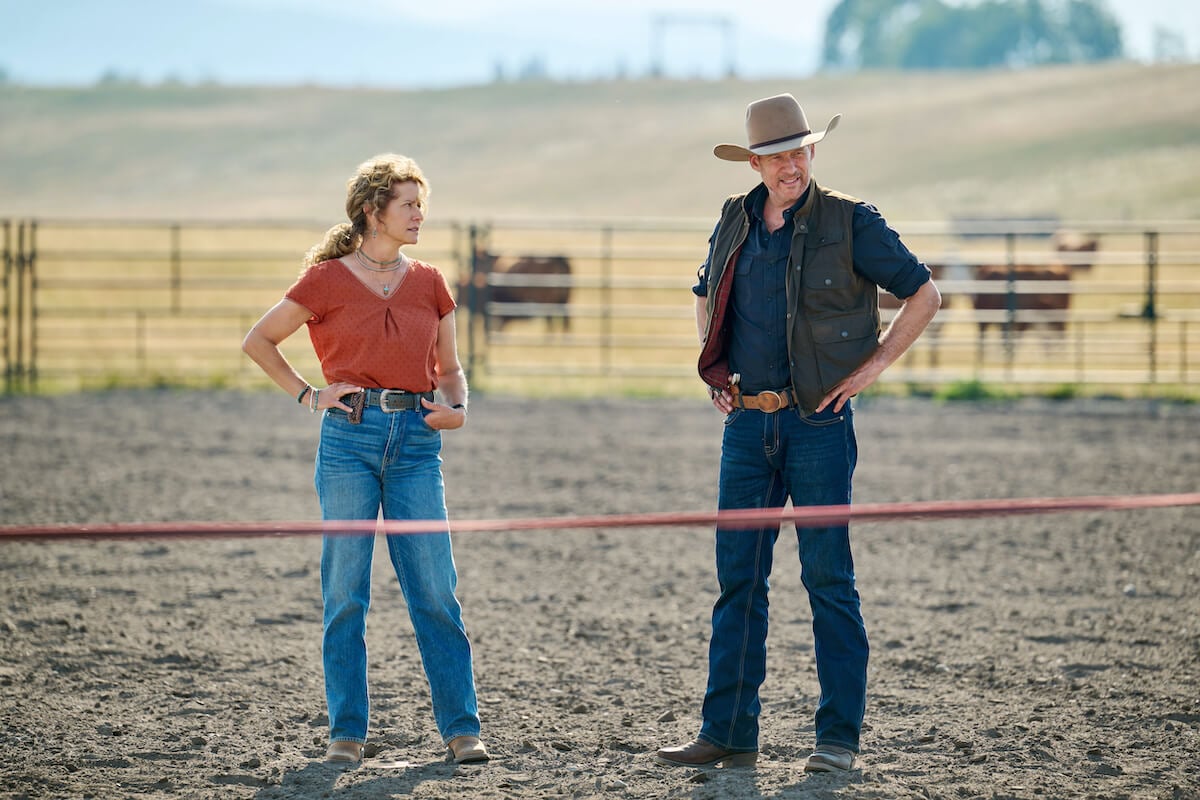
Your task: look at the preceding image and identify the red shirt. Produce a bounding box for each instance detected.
[285,258,456,392]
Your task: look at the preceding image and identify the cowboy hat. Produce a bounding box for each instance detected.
[714,93,841,162]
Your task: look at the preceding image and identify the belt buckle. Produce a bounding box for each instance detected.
[756,390,783,413]
[379,389,404,413]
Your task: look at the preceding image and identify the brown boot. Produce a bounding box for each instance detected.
[655,738,758,768]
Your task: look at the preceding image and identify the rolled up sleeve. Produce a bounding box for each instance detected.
[852,203,930,301]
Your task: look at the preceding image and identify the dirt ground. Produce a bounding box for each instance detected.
[1,390,1198,800]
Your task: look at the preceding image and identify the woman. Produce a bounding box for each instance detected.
[242,154,488,766]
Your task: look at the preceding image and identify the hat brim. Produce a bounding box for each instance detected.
[714,114,841,162]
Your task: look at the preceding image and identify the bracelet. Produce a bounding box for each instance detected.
[451,403,466,413]
[296,384,311,404]
[309,387,320,413]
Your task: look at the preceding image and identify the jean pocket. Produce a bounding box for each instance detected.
[796,407,845,428]
[414,410,445,439]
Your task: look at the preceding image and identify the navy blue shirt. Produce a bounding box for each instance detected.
[693,183,930,393]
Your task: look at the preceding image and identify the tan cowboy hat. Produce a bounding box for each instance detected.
[714,93,841,162]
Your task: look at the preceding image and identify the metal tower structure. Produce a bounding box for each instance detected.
[649,14,737,79]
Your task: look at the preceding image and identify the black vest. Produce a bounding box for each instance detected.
[698,182,881,414]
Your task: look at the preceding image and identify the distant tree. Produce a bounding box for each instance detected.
[516,56,548,82]
[96,69,142,87]
[821,0,1123,71]
[1152,25,1189,62]
[822,0,918,70]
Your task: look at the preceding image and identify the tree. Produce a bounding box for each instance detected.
[820,0,1123,71]
[822,0,921,70]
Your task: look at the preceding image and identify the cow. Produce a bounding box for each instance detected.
[970,232,1099,344]
[458,248,572,333]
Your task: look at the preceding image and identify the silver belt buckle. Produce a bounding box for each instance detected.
[757,390,783,413]
[378,389,404,412]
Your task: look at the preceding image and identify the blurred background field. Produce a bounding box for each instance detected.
[3,63,1199,223]
[3,25,1200,400]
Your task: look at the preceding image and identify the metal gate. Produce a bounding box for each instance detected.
[2,220,36,393]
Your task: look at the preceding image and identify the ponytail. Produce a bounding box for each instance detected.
[303,220,363,268]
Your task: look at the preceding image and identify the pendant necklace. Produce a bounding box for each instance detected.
[354,249,405,296]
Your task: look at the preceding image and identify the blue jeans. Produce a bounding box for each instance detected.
[699,402,867,754]
[315,404,480,746]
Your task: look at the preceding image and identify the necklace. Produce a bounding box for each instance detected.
[354,248,404,271]
[353,249,406,296]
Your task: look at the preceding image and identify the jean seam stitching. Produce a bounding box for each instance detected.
[723,470,776,748]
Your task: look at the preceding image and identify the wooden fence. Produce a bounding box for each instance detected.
[3,217,1199,396]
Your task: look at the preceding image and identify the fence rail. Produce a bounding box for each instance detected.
[3,217,1198,396]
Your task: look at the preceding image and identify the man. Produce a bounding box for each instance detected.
[656,93,940,773]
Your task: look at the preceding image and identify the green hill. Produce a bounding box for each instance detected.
[2,62,1198,224]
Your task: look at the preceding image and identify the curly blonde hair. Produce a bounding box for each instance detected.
[303,154,430,268]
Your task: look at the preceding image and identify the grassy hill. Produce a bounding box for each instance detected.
[2,61,1198,225]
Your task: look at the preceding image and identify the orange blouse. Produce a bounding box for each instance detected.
[285,258,456,392]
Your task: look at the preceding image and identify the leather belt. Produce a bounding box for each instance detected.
[731,385,797,413]
[363,388,434,412]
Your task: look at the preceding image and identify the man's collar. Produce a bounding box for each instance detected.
[745,182,811,222]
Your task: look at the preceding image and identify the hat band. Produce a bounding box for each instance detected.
[750,130,811,150]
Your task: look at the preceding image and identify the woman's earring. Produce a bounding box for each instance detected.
[371,228,378,239]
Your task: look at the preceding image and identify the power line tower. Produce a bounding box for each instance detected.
[649,14,737,79]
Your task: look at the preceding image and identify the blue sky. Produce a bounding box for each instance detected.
[2,0,1196,88]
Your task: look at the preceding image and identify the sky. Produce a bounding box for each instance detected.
[1,0,1197,89]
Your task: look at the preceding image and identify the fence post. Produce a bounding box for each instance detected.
[1143,230,1158,383]
[28,220,38,389]
[12,221,30,392]
[465,224,481,380]
[12,222,24,391]
[2,219,9,392]
[1004,231,1017,379]
[601,225,613,376]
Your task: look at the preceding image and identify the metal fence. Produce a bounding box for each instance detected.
[3,217,1199,396]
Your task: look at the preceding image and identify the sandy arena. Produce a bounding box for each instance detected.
[1,391,1198,799]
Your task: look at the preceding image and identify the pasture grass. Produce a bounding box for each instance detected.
[934,379,1014,402]
[3,63,1200,222]
[4,64,1200,397]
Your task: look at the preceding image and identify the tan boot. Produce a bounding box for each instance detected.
[447,735,490,764]
[324,740,364,764]
[804,744,856,772]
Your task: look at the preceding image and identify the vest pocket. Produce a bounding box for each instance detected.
[809,312,880,387]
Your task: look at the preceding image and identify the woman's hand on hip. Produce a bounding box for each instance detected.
[318,383,363,413]
[420,397,466,430]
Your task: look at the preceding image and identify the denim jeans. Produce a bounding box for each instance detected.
[699,402,867,754]
[315,404,480,746]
